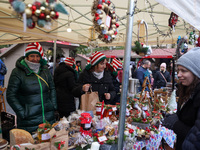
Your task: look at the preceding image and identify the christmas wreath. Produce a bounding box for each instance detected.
[9,0,69,29]
[168,12,178,29]
[91,0,119,43]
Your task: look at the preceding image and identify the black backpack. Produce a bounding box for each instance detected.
[0,62,7,75]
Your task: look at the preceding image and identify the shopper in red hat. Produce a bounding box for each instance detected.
[54,57,78,117]
[73,51,116,104]
[7,42,57,134]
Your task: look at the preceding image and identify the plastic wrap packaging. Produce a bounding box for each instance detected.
[167,89,177,112]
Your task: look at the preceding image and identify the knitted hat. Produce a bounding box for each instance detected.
[176,47,200,78]
[160,62,166,68]
[110,58,123,71]
[25,42,44,58]
[86,51,106,70]
[25,42,46,65]
[64,57,75,67]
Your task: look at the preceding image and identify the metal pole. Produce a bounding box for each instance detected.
[172,58,175,90]
[53,40,57,75]
[118,0,135,150]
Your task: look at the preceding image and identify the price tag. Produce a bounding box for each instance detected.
[127,123,132,129]
[98,135,107,142]
[85,123,91,129]
[105,15,111,28]
[109,111,112,115]
[96,107,101,112]
[112,106,117,111]
[41,133,51,140]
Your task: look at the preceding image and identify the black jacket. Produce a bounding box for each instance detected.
[72,69,116,104]
[54,62,77,114]
[153,70,171,89]
[173,83,200,150]
[7,56,57,133]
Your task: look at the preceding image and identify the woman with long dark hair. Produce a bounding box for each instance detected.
[162,47,200,150]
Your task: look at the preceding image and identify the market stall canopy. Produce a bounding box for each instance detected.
[0,0,198,46]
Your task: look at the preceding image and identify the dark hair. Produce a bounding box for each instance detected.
[178,76,200,107]
[90,58,106,72]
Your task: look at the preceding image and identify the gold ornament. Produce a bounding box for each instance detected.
[25,8,32,18]
[35,9,41,16]
[112,35,116,39]
[112,24,116,29]
[112,28,116,32]
[49,4,54,10]
[46,15,51,21]
[103,3,108,9]
[99,14,103,19]
[27,4,32,9]
[37,21,45,28]
[32,15,38,22]
[100,24,105,29]
[112,19,116,24]
[112,14,116,18]
[45,8,50,15]
[108,30,114,35]
[50,11,56,18]
[40,6,45,13]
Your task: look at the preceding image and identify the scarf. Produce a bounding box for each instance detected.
[92,71,104,80]
[25,58,41,73]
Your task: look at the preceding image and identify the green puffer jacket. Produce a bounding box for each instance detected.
[6,56,57,134]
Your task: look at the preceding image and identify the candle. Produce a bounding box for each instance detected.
[90,142,100,150]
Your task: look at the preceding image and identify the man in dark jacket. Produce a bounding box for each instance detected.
[54,57,78,118]
[6,42,57,134]
[136,59,151,92]
[153,62,171,89]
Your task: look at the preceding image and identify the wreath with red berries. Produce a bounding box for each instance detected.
[91,0,119,43]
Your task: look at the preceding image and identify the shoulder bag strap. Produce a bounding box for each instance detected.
[160,71,167,84]
[35,73,49,88]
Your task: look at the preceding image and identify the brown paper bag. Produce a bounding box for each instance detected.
[50,131,68,150]
[80,91,99,111]
[11,142,51,150]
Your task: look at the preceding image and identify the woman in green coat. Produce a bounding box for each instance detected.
[6,42,57,134]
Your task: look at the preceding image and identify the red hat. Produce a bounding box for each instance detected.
[64,57,75,67]
[110,58,122,71]
[25,42,44,58]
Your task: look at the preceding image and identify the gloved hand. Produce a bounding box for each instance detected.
[162,113,179,130]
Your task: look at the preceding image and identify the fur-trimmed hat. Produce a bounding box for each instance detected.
[176,47,200,78]
[64,57,75,68]
[86,51,106,70]
[110,58,122,71]
[25,42,44,58]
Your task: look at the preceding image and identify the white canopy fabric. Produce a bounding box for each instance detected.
[155,0,200,31]
[0,0,198,46]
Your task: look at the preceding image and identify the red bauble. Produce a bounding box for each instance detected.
[34,1,41,9]
[114,31,117,35]
[32,10,35,15]
[95,13,99,17]
[102,0,105,2]
[95,16,100,21]
[104,35,108,39]
[97,4,102,9]
[39,13,46,19]
[115,23,119,28]
[32,5,37,11]
[28,22,35,29]
[107,1,111,5]
[54,12,59,19]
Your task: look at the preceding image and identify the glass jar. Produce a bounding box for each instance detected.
[37,123,51,143]
[96,102,102,116]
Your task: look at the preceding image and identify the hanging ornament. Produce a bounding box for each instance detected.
[40,6,46,13]
[27,4,32,9]
[50,11,56,18]
[32,5,37,11]
[46,15,51,21]
[34,1,41,9]
[44,8,50,15]
[35,9,41,16]
[37,19,46,27]
[168,12,178,29]
[91,0,119,43]
[54,11,59,19]
[32,15,38,22]
[25,8,32,18]
[39,13,46,19]
[27,19,35,29]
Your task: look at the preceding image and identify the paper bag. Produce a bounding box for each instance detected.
[11,142,50,150]
[50,131,68,150]
[80,91,99,111]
